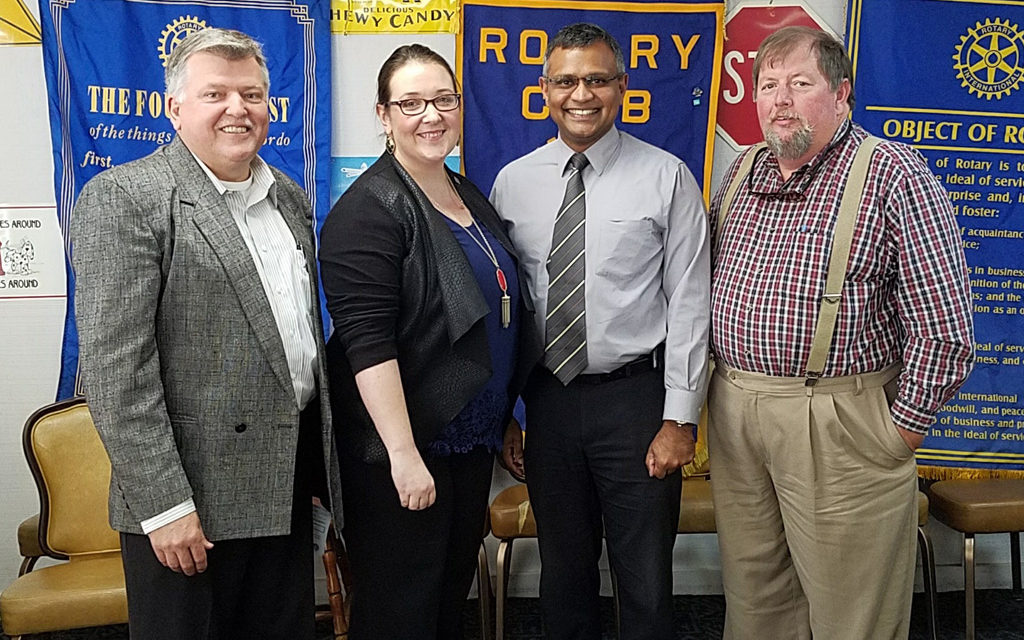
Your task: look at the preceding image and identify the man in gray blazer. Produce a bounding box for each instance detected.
[70,28,338,639]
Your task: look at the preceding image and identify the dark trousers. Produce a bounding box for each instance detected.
[523,366,681,640]
[120,401,324,640]
[340,446,493,640]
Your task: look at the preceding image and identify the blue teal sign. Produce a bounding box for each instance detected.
[40,0,331,398]
[458,0,724,199]
[849,0,1024,477]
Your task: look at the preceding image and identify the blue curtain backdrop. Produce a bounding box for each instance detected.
[458,0,724,200]
[849,0,1024,477]
[39,0,331,399]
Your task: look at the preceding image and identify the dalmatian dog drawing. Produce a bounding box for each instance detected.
[0,238,35,276]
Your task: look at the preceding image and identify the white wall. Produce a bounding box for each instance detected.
[1,0,1018,607]
[0,2,61,589]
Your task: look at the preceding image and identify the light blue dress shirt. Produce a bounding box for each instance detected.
[490,127,710,424]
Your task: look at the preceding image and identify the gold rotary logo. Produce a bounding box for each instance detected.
[158,16,209,68]
[953,18,1024,100]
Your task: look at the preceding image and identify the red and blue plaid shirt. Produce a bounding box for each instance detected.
[710,122,974,434]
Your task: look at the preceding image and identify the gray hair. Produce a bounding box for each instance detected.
[165,28,270,99]
[543,23,626,77]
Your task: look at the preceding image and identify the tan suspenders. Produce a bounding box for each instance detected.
[716,137,884,385]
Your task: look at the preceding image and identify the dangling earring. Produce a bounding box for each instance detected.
[385,133,395,154]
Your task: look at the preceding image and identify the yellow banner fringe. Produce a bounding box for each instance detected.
[917,464,1024,481]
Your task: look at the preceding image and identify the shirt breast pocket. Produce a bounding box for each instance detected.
[594,218,662,286]
[778,231,829,302]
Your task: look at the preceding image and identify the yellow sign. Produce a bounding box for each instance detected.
[0,0,41,45]
[331,0,459,35]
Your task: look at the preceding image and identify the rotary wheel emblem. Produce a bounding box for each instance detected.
[158,16,209,68]
[953,18,1024,100]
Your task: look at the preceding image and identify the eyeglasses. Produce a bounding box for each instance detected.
[543,74,623,91]
[384,94,461,116]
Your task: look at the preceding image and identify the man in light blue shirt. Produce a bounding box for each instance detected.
[490,22,710,640]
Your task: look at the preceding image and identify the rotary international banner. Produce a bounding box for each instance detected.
[849,0,1024,478]
[40,0,331,399]
[458,0,724,200]
[459,0,722,472]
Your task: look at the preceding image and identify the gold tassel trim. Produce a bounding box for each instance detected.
[916,464,1024,481]
[682,441,709,478]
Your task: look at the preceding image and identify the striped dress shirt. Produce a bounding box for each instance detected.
[491,127,710,425]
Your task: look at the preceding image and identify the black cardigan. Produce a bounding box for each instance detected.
[319,153,541,464]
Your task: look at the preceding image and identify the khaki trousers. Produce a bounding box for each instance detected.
[708,364,918,640]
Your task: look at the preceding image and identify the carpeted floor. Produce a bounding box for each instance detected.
[3,590,1023,638]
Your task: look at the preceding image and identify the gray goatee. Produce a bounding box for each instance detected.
[764,115,814,160]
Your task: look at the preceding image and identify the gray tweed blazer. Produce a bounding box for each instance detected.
[71,136,340,540]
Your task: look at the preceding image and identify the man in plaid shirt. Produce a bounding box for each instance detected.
[708,26,974,640]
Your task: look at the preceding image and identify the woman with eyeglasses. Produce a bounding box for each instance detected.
[319,44,538,639]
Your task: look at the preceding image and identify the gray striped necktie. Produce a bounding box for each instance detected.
[544,152,589,384]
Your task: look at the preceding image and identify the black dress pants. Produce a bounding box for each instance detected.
[120,401,324,640]
[523,366,681,640]
[340,445,493,640]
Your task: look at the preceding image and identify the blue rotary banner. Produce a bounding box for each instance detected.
[40,0,331,399]
[458,0,724,200]
[849,0,1024,478]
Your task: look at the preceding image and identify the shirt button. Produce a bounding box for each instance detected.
[234,423,247,433]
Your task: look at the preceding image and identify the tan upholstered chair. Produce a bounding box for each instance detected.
[485,482,535,640]
[16,513,62,576]
[927,478,1024,640]
[482,479,938,640]
[483,476,717,640]
[317,523,354,639]
[0,397,128,638]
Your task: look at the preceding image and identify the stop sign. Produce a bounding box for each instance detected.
[717,2,834,150]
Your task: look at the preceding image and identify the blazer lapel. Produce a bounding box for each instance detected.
[165,138,294,395]
[388,155,489,346]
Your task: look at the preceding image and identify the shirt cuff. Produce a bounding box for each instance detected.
[140,499,197,534]
[663,388,703,425]
[890,398,933,435]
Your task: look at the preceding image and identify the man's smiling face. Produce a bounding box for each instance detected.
[167,52,269,181]
[540,42,627,153]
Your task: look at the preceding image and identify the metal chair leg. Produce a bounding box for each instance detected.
[495,539,514,640]
[965,533,976,640]
[17,556,38,577]
[918,525,938,640]
[477,542,492,640]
